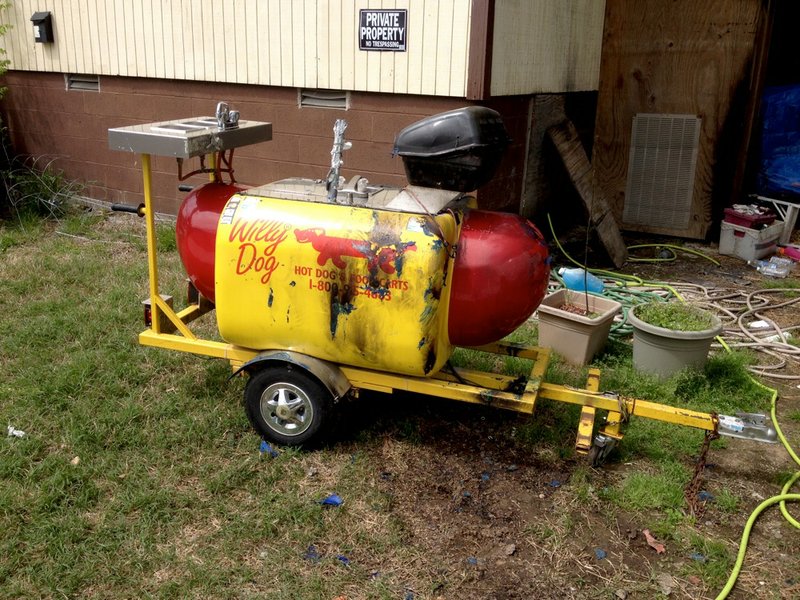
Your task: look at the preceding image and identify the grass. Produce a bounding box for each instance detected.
[633,301,716,331]
[0,211,785,598]
[1,212,423,598]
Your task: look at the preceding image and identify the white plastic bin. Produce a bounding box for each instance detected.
[719,220,783,262]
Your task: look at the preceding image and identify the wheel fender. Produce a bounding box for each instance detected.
[234,350,351,401]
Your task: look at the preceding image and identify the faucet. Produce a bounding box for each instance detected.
[215,101,240,130]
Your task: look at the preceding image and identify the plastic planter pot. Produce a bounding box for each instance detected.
[536,289,622,365]
[628,304,722,379]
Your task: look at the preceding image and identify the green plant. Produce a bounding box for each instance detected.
[602,462,689,511]
[714,488,740,513]
[684,533,734,588]
[634,301,716,331]
[2,156,83,219]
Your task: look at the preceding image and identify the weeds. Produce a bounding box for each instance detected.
[2,155,83,220]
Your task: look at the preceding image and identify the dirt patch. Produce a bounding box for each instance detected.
[348,238,800,599]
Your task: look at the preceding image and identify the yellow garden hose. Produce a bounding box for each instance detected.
[545,214,800,598]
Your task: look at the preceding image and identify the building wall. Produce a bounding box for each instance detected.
[0,1,605,217]
[2,72,529,214]
[2,0,472,97]
[2,1,606,99]
[491,0,605,94]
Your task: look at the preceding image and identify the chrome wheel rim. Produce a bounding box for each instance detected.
[260,381,314,437]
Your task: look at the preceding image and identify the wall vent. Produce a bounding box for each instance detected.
[299,89,348,109]
[623,113,701,231]
[65,73,100,92]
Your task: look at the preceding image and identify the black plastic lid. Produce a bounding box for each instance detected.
[393,106,510,158]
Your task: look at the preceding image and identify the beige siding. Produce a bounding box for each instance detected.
[491,0,605,94]
[0,0,472,97]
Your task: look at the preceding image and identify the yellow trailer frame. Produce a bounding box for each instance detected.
[125,149,734,461]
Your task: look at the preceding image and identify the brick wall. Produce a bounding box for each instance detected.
[1,72,530,214]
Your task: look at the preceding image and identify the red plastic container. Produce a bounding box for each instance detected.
[723,207,775,228]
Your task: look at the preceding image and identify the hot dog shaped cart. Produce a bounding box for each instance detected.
[108,104,775,461]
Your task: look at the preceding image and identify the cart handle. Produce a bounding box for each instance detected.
[111,203,145,217]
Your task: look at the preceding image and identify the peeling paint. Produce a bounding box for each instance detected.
[329,281,358,338]
[424,347,437,375]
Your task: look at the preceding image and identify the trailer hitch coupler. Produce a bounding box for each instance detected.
[717,413,778,443]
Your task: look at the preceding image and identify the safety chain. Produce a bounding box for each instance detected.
[685,423,720,517]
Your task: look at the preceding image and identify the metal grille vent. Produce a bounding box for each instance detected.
[65,73,100,92]
[299,89,348,109]
[623,113,701,230]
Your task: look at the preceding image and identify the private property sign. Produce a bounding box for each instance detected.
[359,9,407,51]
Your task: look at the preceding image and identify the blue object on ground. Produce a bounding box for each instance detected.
[481,472,491,482]
[690,552,707,562]
[259,440,279,458]
[467,557,479,566]
[336,554,350,566]
[594,548,607,560]
[320,493,344,507]
[697,490,715,502]
[302,545,321,562]
[549,479,562,488]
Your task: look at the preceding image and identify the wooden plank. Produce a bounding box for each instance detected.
[213,0,227,81]
[74,0,88,73]
[151,0,166,79]
[419,0,439,95]
[548,119,628,267]
[256,0,270,85]
[231,0,246,83]
[466,0,491,99]
[593,0,763,239]
[449,0,469,97]
[404,0,424,94]
[133,0,147,76]
[302,0,316,87]
[290,0,305,86]
[181,0,196,80]
[316,0,330,89]
[279,0,293,85]
[164,0,178,79]
[434,0,454,95]
[268,1,282,85]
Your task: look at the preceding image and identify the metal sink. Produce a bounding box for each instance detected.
[108,116,272,158]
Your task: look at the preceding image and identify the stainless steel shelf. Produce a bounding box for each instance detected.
[108,117,272,158]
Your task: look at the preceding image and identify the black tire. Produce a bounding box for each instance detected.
[244,364,332,447]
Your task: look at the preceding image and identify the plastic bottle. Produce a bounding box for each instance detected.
[747,258,790,278]
[558,267,605,293]
[777,246,800,261]
[770,255,794,270]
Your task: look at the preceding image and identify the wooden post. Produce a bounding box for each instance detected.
[547,120,628,268]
